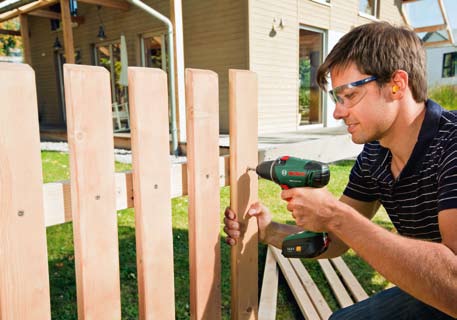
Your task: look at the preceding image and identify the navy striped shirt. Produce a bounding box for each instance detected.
[343,100,457,242]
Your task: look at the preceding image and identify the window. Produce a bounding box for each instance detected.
[359,0,378,17]
[94,42,130,132]
[141,34,167,70]
[442,52,457,78]
[299,27,325,125]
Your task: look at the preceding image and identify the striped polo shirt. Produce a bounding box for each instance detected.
[343,100,457,242]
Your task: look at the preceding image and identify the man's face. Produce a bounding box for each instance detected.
[330,63,396,144]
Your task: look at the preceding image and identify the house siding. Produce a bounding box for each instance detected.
[28,0,403,135]
[249,0,404,134]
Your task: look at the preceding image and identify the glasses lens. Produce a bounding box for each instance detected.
[330,85,368,108]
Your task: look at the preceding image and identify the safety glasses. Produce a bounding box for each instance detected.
[329,76,377,108]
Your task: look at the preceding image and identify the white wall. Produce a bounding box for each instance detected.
[426,46,457,87]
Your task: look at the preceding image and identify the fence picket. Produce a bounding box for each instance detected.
[63,64,121,319]
[128,67,175,319]
[0,63,51,320]
[186,69,222,319]
[228,69,259,320]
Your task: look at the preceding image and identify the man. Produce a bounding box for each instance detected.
[224,22,457,319]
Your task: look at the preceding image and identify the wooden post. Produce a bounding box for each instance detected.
[186,68,221,319]
[0,63,51,319]
[60,0,75,64]
[170,0,186,143]
[128,67,176,320]
[19,14,32,64]
[229,69,259,320]
[64,64,121,319]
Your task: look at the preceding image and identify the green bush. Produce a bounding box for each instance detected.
[429,85,457,111]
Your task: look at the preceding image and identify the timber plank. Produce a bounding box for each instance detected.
[290,259,332,319]
[271,247,320,320]
[128,67,175,319]
[258,246,279,320]
[330,257,368,302]
[318,259,353,308]
[186,68,222,319]
[229,69,259,320]
[0,63,51,319]
[64,64,121,319]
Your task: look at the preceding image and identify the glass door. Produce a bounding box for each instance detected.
[298,27,325,125]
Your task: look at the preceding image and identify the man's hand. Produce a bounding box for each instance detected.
[223,202,272,246]
[281,187,339,232]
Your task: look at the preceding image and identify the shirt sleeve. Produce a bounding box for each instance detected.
[437,130,457,211]
[343,145,380,202]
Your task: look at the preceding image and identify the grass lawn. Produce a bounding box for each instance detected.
[42,151,393,319]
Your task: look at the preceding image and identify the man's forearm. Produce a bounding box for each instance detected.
[329,203,457,317]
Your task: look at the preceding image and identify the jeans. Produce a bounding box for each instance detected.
[329,287,455,320]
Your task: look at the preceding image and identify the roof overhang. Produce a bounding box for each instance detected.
[0,0,128,23]
[402,0,455,47]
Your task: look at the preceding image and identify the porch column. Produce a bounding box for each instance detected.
[60,0,75,64]
[170,0,186,143]
[19,14,32,64]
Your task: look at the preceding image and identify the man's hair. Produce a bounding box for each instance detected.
[317,22,427,102]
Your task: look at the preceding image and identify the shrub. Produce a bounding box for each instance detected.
[429,85,457,111]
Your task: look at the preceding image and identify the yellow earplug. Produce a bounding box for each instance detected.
[392,85,399,94]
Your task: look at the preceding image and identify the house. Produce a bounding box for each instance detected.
[0,0,444,151]
[425,29,457,88]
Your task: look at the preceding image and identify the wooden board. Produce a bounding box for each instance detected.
[290,259,332,319]
[185,68,221,319]
[0,63,51,319]
[64,64,121,319]
[229,69,259,320]
[258,246,279,320]
[318,259,353,308]
[128,67,175,319]
[330,257,368,302]
[270,247,320,320]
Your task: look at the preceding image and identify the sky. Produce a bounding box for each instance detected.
[444,0,457,29]
[405,0,457,30]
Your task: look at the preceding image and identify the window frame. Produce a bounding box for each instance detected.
[358,0,379,18]
[442,52,457,78]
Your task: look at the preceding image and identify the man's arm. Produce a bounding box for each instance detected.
[327,202,457,317]
[318,195,380,258]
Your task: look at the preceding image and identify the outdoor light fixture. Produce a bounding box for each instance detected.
[53,36,62,51]
[96,6,107,41]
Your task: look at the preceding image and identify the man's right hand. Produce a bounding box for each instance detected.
[223,202,272,246]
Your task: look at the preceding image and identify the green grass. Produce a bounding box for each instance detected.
[429,85,457,111]
[42,151,393,319]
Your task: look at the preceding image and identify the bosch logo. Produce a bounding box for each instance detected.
[281,169,287,176]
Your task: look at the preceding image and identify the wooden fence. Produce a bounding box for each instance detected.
[0,63,259,319]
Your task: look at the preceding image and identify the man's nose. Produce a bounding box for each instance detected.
[333,102,349,120]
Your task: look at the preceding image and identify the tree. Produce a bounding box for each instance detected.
[0,18,22,56]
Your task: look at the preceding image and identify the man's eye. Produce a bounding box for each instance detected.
[345,92,357,100]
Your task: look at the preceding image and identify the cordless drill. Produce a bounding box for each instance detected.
[251,156,331,258]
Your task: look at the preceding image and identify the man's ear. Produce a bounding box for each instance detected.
[390,70,408,99]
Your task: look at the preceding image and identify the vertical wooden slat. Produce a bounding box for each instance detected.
[19,15,31,64]
[128,67,175,319]
[0,63,51,319]
[186,68,221,319]
[60,0,75,64]
[229,69,258,320]
[64,64,121,319]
